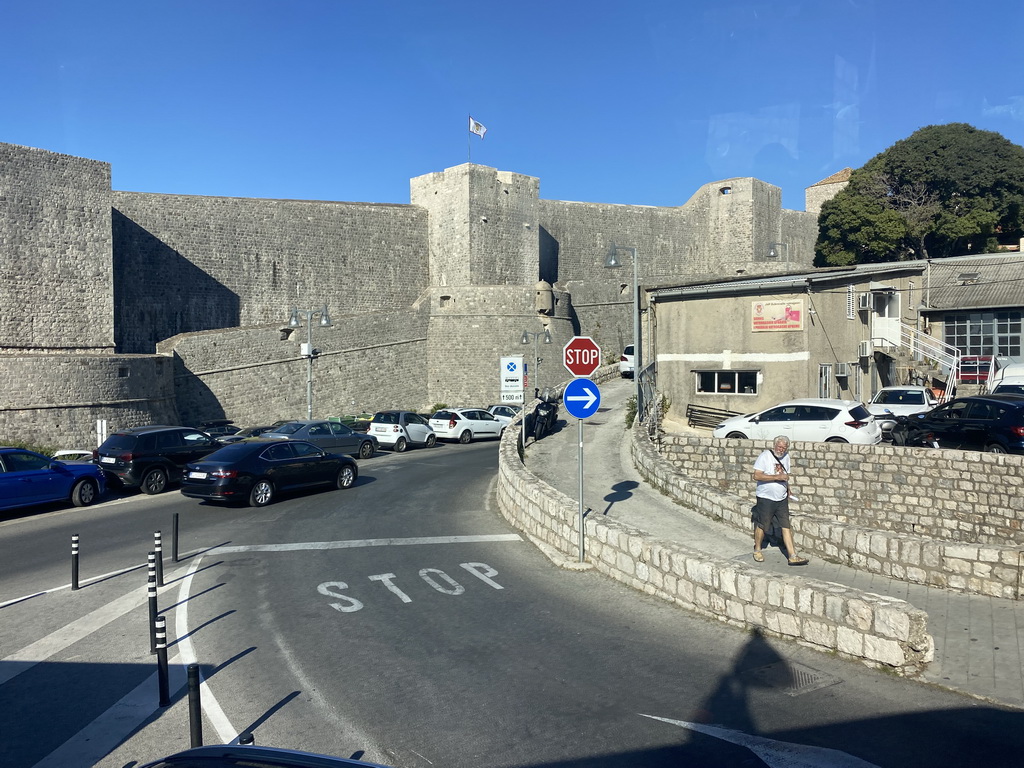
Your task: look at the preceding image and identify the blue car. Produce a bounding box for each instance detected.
[0,447,107,512]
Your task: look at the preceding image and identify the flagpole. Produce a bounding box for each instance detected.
[467,113,472,164]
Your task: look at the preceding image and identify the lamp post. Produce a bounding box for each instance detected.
[604,241,642,422]
[520,328,552,446]
[288,305,333,420]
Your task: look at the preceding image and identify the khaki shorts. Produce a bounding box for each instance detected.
[753,496,790,532]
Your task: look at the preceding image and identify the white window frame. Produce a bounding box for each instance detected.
[694,370,759,395]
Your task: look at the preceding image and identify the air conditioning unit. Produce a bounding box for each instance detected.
[858,292,875,311]
[834,362,849,377]
[858,340,872,358]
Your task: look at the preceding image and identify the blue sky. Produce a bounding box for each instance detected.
[5,1,1023,212]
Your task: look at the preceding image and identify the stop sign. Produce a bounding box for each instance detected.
[563,336,602,377]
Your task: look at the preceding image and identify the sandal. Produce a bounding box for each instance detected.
[788,557,809,566]
[752,551,765,562]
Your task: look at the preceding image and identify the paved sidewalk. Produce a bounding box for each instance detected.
[525,376,1024,709]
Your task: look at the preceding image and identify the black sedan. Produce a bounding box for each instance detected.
[180,439,358,507]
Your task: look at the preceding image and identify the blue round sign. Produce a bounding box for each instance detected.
[563,378,601,419]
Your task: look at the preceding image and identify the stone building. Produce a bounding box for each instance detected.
[0,141,822,447]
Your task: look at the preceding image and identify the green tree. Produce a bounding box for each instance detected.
[815,124,1024,266]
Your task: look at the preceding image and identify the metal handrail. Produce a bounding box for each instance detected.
[897,323,961,400]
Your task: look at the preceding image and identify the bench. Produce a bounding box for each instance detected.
[685,403,742,429]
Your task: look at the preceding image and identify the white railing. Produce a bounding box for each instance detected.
[897,323,961,400]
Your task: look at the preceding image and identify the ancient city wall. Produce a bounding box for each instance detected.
[0,354,177,447]
[111,191,429,353]
[0,143,114,353]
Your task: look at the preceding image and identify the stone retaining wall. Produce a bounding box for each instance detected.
[495,397,935,674]
[643,435,1024,599]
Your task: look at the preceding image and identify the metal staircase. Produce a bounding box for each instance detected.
[885,323,961,400]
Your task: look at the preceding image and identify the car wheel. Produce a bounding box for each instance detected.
[141,467,168,495]
[394,437,408,453]
[336,464,357,489]
[71,478,98,507]
[826,437,848,443]
[986,443,1007,454]
[726,431,747,439]
[358,441,374,459]
[425,434,436,448]
[459,430,472,444]
[249,479,274,507]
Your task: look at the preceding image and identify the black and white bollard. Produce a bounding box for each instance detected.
[147,554,158,654]
[187,664,203,747]
[155,615,170,707]
[172,512,180,563]
[71,534,80,591]
[154,531,164,587]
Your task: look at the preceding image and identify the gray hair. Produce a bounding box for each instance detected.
[773,435,790,449]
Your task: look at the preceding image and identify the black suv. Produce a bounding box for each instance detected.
[901,393,1024,454]
[94,425,223,494]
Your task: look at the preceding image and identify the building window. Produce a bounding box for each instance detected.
[118,367,129,378]
[847,285,855,320]
[818,364,833,398]
[719,186,732,195]
[695,370,758,395]
[440,295,452,308]
[944,311,1022,357]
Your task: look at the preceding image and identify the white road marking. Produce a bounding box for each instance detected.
[640,714,881,767]
[0,562,146,608]
[214,533,523,554]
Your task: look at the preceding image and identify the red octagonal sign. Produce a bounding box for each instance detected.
[563,335,602,378]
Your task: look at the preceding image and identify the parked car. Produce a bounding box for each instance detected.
[368,410,436,452]
[896,393,1024,453]
[866,385,938,437]
[428,408,505,443]
[196,419,240,438]
[484,404,520,427]
[180,439,358,506]
[218,424,286,444]
[261,420,378,459]
[712,398,882,444]
[993,381,1024,396]
[618,344,635,378]
[94,425,224,494]
[0,447,107,512]
[52,449,96,462]
[140,744,390,768]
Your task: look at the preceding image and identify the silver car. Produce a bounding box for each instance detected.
[261,420,378,459]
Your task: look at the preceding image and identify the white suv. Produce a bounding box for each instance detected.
[712,398,882,444]
[866,386,938,437]
[618,345,635,378]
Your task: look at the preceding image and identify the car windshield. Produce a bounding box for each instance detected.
[373,412,399,424]
[849,405,872,421]
[268,423,303,435]
[202,443,260,461]
[876,390,925,405]
[101,434,138,450]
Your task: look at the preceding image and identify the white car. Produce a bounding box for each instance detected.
[618,344,635,378]
[368,410,436,452]
[428,408,504,443]
[486,404,521,424]
[712,398,882,444]
[866,386,938,436]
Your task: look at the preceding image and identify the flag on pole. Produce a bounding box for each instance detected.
[469,116,487,139]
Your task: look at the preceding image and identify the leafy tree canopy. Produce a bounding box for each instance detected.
[814,124,1024,266]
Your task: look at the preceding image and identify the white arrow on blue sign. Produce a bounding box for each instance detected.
[563,377,601,419]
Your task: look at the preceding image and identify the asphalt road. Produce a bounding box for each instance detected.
[2,439,1022,768]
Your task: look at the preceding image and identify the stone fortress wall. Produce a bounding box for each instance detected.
[0,141,821,447]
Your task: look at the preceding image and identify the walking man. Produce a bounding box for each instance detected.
[752,435,808,566]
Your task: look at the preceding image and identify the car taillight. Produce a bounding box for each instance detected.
[449,419,457,429]
[620,355,627,362]
[392,425,400,432]
[845,420,868,429]
[1011,426,1024,438]
[119,452,134,461]
[210,469,237,479]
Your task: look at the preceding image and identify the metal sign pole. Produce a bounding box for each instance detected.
[577,417,585,562]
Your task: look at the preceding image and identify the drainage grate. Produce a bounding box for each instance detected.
[739,661,842,697]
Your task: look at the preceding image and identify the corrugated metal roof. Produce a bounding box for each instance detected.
[925,254,1024,311]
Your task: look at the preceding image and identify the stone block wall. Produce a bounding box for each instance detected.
[161,307,431,429]
[111,191,429,353]
[0,143,114,353]
[495,405,934,674]
[639,435,1024,599]
[0,354,177,447]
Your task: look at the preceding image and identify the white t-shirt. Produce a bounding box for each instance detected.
[754,449,790,501]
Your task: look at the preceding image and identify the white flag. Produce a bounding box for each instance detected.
[469,117,487,139]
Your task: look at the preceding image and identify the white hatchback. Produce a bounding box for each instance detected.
[368,411,436,452]
[429,408,505,443]
[711,398,882,444]
[618,344,635,378]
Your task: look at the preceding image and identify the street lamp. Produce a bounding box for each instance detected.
[604,241,642,422]
[288,304,333,420]
[520,327,552,446]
